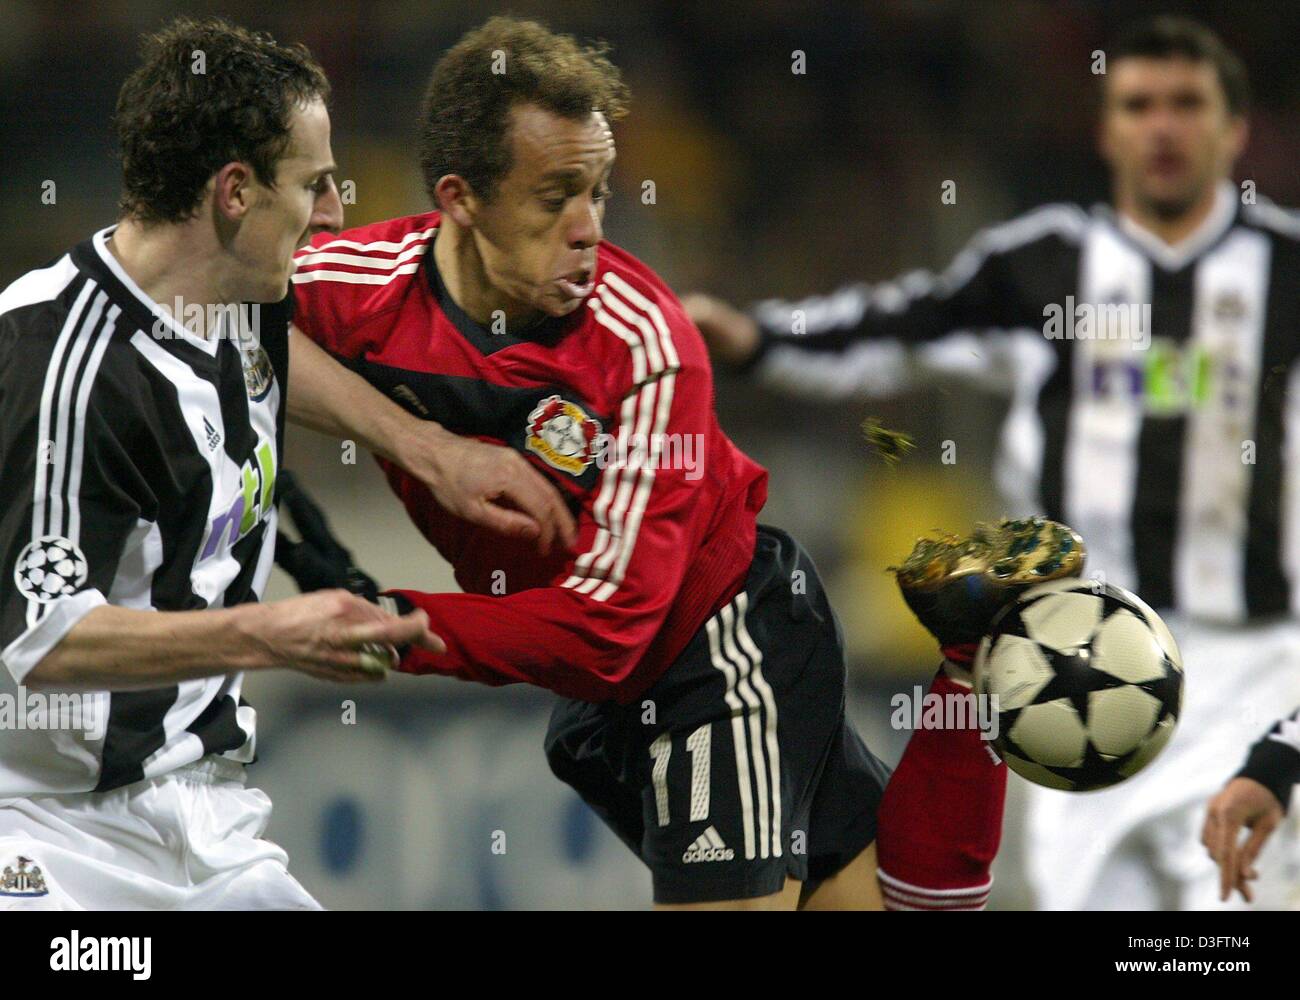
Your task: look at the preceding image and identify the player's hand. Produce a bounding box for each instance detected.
[1201,777,1283,903]
[252,589,445,683]
[399,428,577,556]
[681,293,761,368]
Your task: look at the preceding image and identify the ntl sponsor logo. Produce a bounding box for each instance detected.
[890,686,1000,740]
[1087,339,1243,414]
[50,931,151,980]
[592,431,706,481]
[0,687,104,739]
[201,439,276,561]
[1043,296,1152,350]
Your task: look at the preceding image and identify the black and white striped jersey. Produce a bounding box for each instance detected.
[0,226,288,796]
[1238,707,1300,810]
[749,182,1300,623]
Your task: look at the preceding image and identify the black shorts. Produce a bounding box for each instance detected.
[544,524,892,904]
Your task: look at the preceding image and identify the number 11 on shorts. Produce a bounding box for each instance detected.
[649,724,712,826]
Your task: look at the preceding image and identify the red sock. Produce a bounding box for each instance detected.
[876,667,1007,911]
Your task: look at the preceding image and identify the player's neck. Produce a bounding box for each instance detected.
[107,218,236,339]
[1115,181,1225,248]
[433,222,543,330]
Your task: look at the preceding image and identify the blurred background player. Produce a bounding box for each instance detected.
[686,16,1300,909]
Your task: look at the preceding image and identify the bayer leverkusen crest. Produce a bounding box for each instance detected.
[525,395,601,476]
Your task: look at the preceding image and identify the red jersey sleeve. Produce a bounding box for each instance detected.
[288,215,440,356]
[393,271,737,703]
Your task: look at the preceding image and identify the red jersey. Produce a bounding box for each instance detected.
[291,212,768,703]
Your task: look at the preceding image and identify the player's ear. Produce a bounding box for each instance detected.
[434,174,479,228]
[212,162,255,222]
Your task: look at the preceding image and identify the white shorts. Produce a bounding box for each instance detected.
[0,756,320,910]
[1023,615,1300,910]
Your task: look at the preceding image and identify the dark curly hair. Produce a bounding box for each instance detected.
[419,16,630,205]
[114,16,330,225]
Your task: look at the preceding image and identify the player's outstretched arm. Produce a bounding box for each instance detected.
[383,296,730,703]
[679,293,762,368]
[24,590,443,691]
[287,327,576,554]
[685,208,1077,397]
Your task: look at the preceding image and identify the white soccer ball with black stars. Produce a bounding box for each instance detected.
[13,536,89,602]
[973,578,1182,792]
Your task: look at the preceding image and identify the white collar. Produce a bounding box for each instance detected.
[92,225,221,357]
[1111,180,1238,271]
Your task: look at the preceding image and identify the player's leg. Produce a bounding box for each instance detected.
[876,518,1084,910]
[0,780,191,909]
[794,706,890,911]
[177,761,322,910]
[0,759,321,911]
[658,706,888,911]
[874,663,1007,910]
[1031,616,1300,911]
[544,697,649,860]
[1050,795,1296,911]
[794,668,1007,913]
[799,841,884,910]
[1169,620,1300,910]
[630,630,803,910]
[591,525,885,909]
[1077,832,1168,911]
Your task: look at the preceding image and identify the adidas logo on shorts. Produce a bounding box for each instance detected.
[682,826,735,863]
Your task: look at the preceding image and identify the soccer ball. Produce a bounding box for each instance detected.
[14,536,89,602]
[973,578,1183,791]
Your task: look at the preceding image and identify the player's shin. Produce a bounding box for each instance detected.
[876,664,1007,911]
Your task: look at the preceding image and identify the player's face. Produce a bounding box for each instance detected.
[235,98,343,301]
[469,105,615,319]
[1100,57,1245,219]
